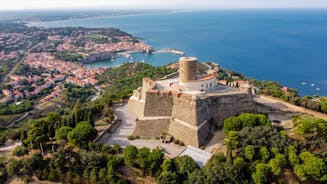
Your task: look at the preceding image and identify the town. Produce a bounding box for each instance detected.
[0,24,153,106]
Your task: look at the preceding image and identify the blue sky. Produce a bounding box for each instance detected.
[1,0,327,10]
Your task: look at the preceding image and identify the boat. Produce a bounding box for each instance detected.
[316,88,320,91]
[302,82,306,85]
[311,83,315,86]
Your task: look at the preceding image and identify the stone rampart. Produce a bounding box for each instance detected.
[143,90,174,117]
[133,118,171,138]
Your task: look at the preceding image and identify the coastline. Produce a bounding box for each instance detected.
[117,48,185,58]
[155,48,185,56]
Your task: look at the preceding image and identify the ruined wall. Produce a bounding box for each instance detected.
[143,90,173,117]
[133,118,171,138]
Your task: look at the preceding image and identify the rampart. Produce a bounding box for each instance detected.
[128,84,258,147]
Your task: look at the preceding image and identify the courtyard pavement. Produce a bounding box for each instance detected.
[103,103,185,157]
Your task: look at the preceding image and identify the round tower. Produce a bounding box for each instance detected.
[179,57,197,83]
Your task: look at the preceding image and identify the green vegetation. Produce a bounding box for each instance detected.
[55,51,84,62]
[222,113,271,133]
[67,121,97,148]
[249,79,327,114]
[55,126,73,141]
[98,62,176,101]
[12,146,29,157]
[292,115,327,162]
[0,100,33,115]
[0,60,326,183]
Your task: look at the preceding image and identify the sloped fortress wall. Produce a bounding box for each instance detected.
[128,87,258,147]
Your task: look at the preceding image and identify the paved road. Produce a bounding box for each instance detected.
[103,103,185,157]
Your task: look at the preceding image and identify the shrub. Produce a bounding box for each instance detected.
[174,139,180,144]
[12,146,29,157]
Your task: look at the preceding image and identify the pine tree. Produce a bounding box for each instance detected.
[87,110,95,127]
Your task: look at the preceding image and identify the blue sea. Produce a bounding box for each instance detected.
[28,10,327,96]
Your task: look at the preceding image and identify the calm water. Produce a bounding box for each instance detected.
[29,10,327,96]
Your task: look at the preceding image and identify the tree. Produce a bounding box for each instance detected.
[136,147,151,174]
[174,155,198,177]
[244,145,255,161]
[251,163,270,184]
[27,127,49,149]
[148,148,164,176]
[161,158,175,172]
[269,154,287,176]
[223,113,271,133]
[123,145,138,165]
[87,110,95,127]
[321,102,327,113]
[72,99,83,124]
[224,131,238,162]
[157,171,180,184]
[188,169,204,184]
[259,147,270,162]
[237,126,291,154]
[295,151,327,181]
[56,126,73,141]
[67,121,97,148]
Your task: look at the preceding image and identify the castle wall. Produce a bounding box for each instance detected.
[127,97,145,117]
[171,94,198,126]
[168,119,212,147]
[206,93,258,127]
[143,90,173,117]
[133,118,171,138]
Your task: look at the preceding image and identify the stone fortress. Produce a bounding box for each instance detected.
[128,57,258,147]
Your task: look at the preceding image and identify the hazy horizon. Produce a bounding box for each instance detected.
[1,0,327,11]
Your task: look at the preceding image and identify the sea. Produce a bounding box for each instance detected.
[27,9,327,96]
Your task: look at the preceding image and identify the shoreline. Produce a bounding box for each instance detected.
[155,48,185,56]
[117,48,185,58]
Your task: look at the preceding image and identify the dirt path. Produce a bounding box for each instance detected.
[254,95,327,120]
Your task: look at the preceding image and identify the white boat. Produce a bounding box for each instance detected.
[316,88,320,91]
[302,82,306,85]
[311,83,315,86]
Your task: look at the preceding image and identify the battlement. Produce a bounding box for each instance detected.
[142,78,157,90]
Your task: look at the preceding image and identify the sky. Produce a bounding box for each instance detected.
[1,0,327,10]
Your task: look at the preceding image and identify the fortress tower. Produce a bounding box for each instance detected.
[179,57,197,84]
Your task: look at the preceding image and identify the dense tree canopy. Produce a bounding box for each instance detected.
[223,113,271,133]
[67,121,97,148]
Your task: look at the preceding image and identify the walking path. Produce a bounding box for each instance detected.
[254,95,327,120]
